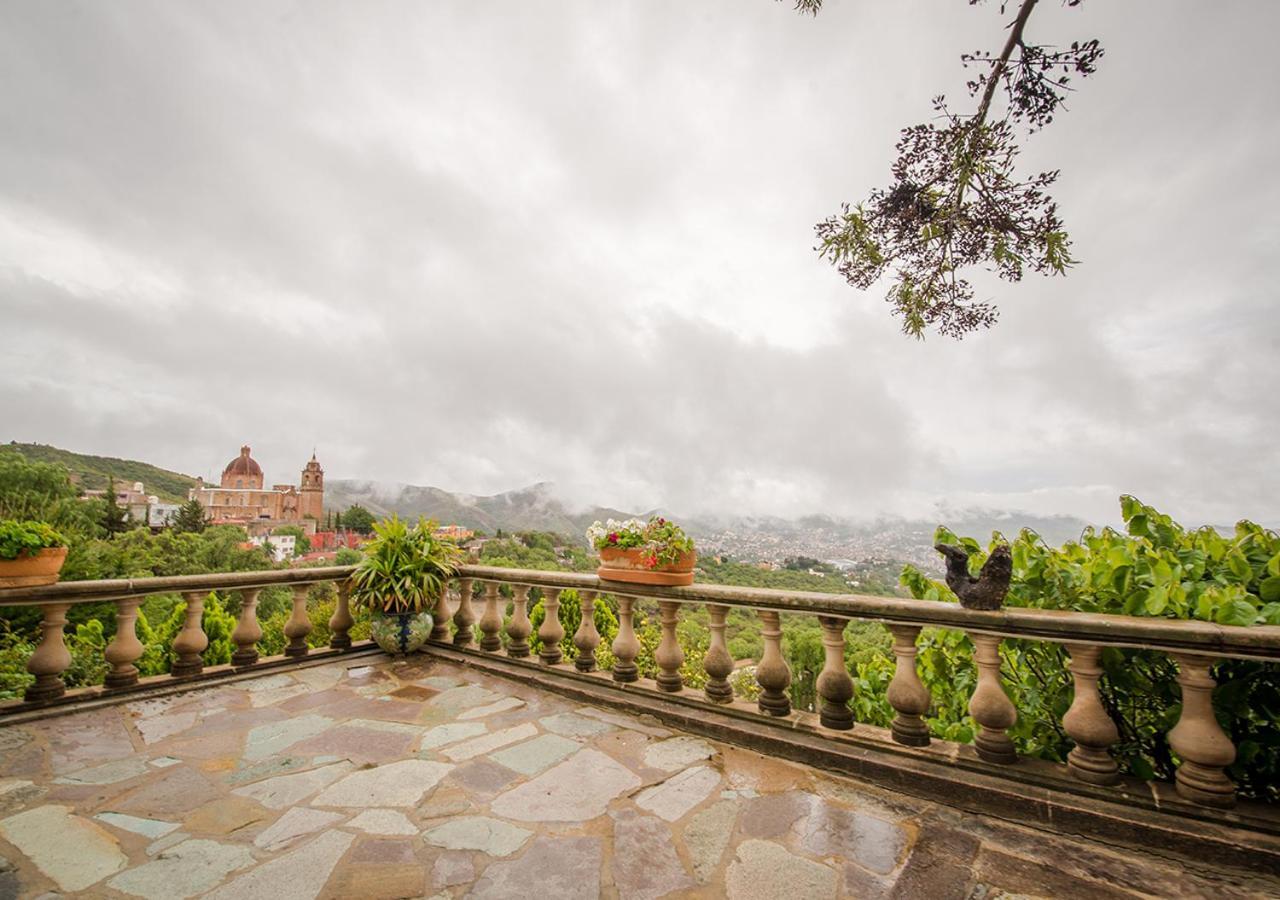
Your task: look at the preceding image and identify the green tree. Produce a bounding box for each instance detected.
[172,498,209,534]
[790,0,1103,338]
[334,546,362,566]
[100,477,129,536]
[341,505,376,534]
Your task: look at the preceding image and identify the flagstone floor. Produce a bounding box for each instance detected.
[0,656,1272,899]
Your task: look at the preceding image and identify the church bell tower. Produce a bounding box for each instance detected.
[299,452,324,522]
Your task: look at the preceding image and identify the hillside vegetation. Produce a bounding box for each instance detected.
[6,442,198,503]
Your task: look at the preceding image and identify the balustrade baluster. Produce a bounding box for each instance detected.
[283,584,314,657]
[655,600,684,692]
[172,591,209,677]
[1063,644,1119,785]
[479,582,504,652]
[538,588,564,665]
[452,578,478,649]
[1169,653,1236,808]
[328,583,354,651]
[755,610,791,716]
[816,616,854,730]
[703,604,733,703]
[24,602,71,702]
[573,590,600,672]
[611,595,640,683]
[886,625,930,747]
[231,589,263,666]
[968,633,1017,764]
[104,596,145,688]
[430,582,454,643]
[506,585,532,658]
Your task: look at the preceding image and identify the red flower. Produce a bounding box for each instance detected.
[607,532,619,544]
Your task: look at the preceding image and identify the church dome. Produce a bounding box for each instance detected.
[223,446,263,478]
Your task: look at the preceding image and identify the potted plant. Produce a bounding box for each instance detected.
[0,520,69,589]
[348,515,462,655]
[587,517,696,586]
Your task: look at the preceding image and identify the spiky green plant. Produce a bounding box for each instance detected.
[347,516,462,615]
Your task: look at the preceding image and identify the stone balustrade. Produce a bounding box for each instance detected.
[3,562,1279,819]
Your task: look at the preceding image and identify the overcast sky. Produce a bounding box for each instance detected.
[1,1,1276,527]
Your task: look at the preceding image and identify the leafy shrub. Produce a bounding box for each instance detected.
[0,519,66,560]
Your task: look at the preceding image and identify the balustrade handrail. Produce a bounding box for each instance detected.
[2,562,1278,661]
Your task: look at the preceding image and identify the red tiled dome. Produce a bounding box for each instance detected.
[222,446,263,478]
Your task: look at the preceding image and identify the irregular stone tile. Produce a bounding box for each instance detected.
[419,722,487,750]
[346,808,417,835]
[289,725,416,764]
[725,839,838,900]
[972,847,1137,900]
[470,836,602,900]
[323,862,426,900]
[683,799,739,883]
[290,665,345,692]
[417,675,462,690]
[0,729,31,754]
[344,664,387,682]
[539,712,615,738]
[432,851,476,888]
[422,816,532,857]
[635,766,721,822]
[739,792,813,839]
[429,684,502,712]
[489,734,580,776]
[231,762,355,810]
[248,684,311,708]
[0,805,128,892]
[45,709,136,774]
[490,748,641,823]
[442,723,537,761]
[343,719,423,735]
[94,812,180,839]
[417,789,472,821]
[320,695,422,723]
[350,838,416,864]
[183,796,268,836]
[313,759,453,808]
[843,863,896,899]
[203,829,355,900]
[243,714,334,761]
[458,697,525,720]
[224,755,311,786]
[643,736,715,772]
[0,779,43,814]
[113,767,223,819]
[387,685,437,702]
[574,706,671,738]
[278,688,357,715]
[149,756,182,769]
[244,674,299,692]
[794,799,908,875]
[254,807,345,851]
[612,808,694,900]
[107,838,254,900]
[147,831,189,856]
[54,757,150,786]
[721,788,759,799]
[447,759,520,797]
[135,711,198,745]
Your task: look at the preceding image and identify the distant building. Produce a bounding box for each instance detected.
[309,530,366,551]
[84,481,165,526]
[435,525,474,542]
[147,503,180,528]
[190,446,323,536]
[249,533,295,562]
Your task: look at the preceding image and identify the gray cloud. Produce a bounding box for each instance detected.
[1,0,1277,528]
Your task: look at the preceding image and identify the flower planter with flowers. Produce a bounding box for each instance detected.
[587,517,696,586]
[0,520,69,589]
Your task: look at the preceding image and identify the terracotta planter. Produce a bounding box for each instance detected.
[0,547,68,589]
[597,547,696,586]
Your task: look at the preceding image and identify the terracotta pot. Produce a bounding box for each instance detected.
[0,547,68,589]
[597,547,696,586]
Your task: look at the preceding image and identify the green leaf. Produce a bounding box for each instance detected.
[1215,598,1259,627]
[1260,576,1280,603]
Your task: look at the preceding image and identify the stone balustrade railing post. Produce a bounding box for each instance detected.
[886,625,931,747]
[756,610,791,716]
[104,596,145,689]
[1063,644,1120,785]
[611,595,640,683]
[655,600,684,692]
[328,583,354,651]
[231,589,262,667]
[172,591,209,677]
[430,582,454,643]
[573,590,600,672]
[703,604,733,704]
[452,578,478,650]
[538,588,564,665]
[968,632,1017,764]
[479,582,504,652]
[506,585,532,658]
[24,602,71,702]
[283,584,313,657]
[816,616,854,730]
[1169,653,1237,808]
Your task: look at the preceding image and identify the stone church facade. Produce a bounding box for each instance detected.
[189,446,323,535]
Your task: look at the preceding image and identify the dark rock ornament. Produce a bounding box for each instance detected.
[935,543,1013,610]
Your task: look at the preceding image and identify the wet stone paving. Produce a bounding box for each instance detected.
[0,656,1273,899]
